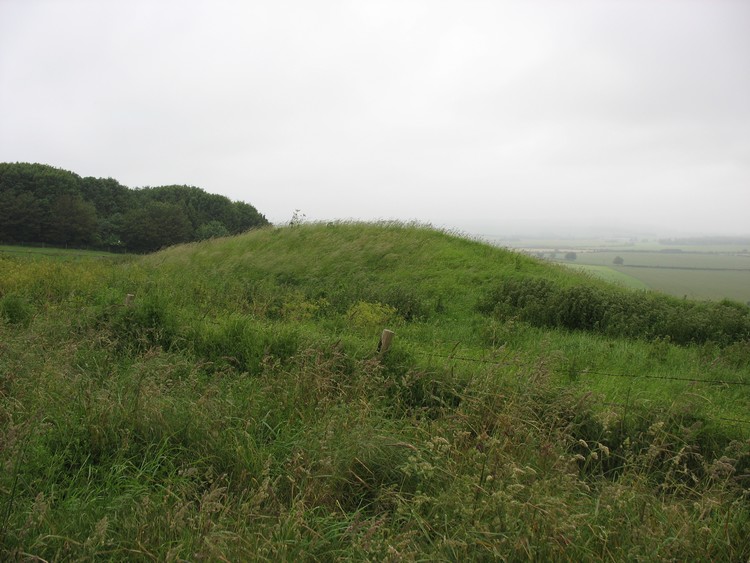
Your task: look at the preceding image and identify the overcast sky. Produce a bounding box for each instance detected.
[1,0,749,237]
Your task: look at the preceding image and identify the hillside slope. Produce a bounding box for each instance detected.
[1,223,749,560]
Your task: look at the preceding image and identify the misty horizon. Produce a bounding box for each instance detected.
[2,1,748,238]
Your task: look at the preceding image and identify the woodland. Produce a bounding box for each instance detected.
[0,162,268,252]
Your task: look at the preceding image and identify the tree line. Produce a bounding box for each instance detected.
[0,162,269,252]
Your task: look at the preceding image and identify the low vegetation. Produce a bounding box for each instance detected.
[1,223,749,560]
[478,276,750,345]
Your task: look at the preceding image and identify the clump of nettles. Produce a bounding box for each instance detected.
[347,301,398,332]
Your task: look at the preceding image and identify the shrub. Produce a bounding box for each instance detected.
[478,278,750,346]
[280,291,328,322]
[376,287,427,321]
[347,301,398,332]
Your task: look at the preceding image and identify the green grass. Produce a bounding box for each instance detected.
[560,259,750,302]
[0,244,126,259]
[2,222,749,560]
[573,250,750,270]
[614,267,750,302]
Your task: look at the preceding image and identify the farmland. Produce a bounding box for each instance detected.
[1,223,749,561]
[498,236,750,303]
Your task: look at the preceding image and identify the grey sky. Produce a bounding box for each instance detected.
[2,0,749,236]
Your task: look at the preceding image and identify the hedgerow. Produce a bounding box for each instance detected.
[478,277,750,345]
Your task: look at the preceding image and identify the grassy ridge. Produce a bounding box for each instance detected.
[1,223,749,560]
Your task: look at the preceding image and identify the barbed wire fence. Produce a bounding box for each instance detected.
[419,349,750,427]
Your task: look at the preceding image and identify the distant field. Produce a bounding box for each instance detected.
[499,237,750,303]
[571,251,750,302]
[565,263,649,290]
[573,250,750,270]
[0,244,125,259]
[615,267,750,302]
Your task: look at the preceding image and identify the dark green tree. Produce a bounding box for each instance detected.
[80,176,134,217]
[195,220,230,240]
[45,194,98,246]
[0,162,269,251]
[121,201,193,252]
[0,190,44,242]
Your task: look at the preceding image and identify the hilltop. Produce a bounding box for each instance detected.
[1,223,749,560]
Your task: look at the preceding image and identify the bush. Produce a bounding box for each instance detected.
[478,278,750,346]
[380,287,427,321]
[347,301,398,332]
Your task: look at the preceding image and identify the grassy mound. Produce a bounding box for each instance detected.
[1,223,749,560]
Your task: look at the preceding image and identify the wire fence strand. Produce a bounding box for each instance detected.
[582,370,750,387]
[424,351,750,387]
[423,351,750,426]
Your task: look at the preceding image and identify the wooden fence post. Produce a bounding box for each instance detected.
[377,329,395,359]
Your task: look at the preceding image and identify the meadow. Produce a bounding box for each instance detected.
[0,245,125,260]
[563,264,649,291]
[1,223,749,561]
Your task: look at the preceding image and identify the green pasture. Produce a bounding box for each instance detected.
[563,264,649,290]
[561,252,750,303]
[2,223,749,561]
[616,266,750,303]
[551,251,750,302]
[0,244,124,260]
[505,237,750,303]
[563,262,750,303]
[573,250,750,270]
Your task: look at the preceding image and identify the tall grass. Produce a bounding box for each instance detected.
[1,223,749,560]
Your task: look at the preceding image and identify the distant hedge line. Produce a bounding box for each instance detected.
[478,277,750,346]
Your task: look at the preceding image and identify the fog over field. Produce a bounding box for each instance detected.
[1,0,748,237]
